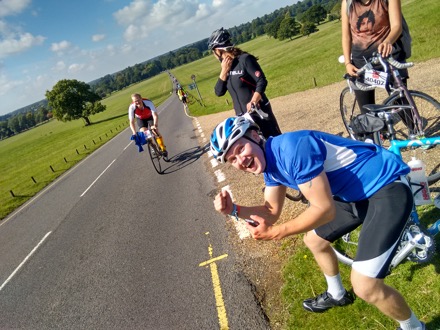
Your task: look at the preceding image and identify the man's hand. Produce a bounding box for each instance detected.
[246,214,279,240]
[214,190,234,216]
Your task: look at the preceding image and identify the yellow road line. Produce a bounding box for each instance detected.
[199,232,229,330]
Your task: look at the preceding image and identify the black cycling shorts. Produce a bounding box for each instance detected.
[137,117,153,130]
[315,181,413,278]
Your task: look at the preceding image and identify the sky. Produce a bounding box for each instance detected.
[0,0,294,116]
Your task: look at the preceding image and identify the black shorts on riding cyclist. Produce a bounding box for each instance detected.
[315,179,413,278]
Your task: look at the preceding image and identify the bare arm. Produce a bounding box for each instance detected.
[130,119,137,135]
[213,185,286,225]
[341,0,357,75]
[151,112,159,128]
[378,0,403,57]
[247,171,336,240]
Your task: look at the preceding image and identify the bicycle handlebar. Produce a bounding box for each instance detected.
[348,53,414,91]
[356,53,413,75]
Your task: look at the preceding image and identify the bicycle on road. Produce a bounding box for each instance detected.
[132,124,169,174]
[334,101,440,273]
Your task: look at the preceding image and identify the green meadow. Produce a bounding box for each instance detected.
[0,0,439,328]
[1,0,437,221]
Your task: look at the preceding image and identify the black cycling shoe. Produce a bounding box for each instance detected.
[302,291,354,313]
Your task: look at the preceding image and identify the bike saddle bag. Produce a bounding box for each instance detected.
[350,113,385,135]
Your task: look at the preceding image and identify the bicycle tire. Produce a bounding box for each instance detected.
[147,140,162,174]
[339,86,361,140]
[384,91,440,187]
[332,228,360,266]
[383,90,440,139]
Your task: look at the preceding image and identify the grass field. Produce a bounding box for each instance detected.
[0,0,439,328]
[1,0,438,220]
[0,74,173,219]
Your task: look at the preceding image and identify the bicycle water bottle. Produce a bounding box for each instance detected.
[407,157,431,205]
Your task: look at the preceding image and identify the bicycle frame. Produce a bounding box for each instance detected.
[387,137,440,267]
[345,53,427,137]
[388,136,440,157]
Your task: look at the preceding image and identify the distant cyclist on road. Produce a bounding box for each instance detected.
[128,93,167,157]
[177,87,188,108]
[210,116,425,330]
[207,27,281,139]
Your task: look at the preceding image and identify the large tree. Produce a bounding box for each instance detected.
[45,79,106,126]
[278,12,300,40]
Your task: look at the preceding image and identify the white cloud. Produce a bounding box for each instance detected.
[0,33,45,59]
[52,61,66,72]
[0,20,8,33]
[113,0,150,25]
[123,24,148,41]
[50,40,72,53]
[0,0,31,17]
[0,73,22,96]
[194,3,211,21]
[68,63,86,73]
[92,34,106,42]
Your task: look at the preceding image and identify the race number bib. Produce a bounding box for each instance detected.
[363,70,388,89]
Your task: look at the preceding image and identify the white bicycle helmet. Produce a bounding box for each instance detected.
[210,116,260,163]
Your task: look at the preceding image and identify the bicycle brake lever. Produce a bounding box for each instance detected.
[254,108,269,120]
[249,104,269,120]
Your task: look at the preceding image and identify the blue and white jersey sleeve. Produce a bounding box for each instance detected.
[263,131,409,202]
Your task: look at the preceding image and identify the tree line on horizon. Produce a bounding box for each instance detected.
[0,0,339,140]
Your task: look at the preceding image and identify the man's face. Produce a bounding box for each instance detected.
[224,134,266,174]
[132,96,143,107]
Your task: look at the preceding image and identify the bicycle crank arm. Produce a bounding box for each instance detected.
[391,233,424,268]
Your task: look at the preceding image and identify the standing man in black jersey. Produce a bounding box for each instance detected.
[207,27,282,139]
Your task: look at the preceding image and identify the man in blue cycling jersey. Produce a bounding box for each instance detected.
[211,116,425,330]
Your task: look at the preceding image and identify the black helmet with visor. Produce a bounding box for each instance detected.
[207,27,233,50]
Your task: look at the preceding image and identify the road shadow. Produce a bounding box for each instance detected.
[160,143,210,174]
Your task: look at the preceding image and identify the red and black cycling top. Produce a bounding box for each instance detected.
[128,98,156,120]
[214,53,269,116]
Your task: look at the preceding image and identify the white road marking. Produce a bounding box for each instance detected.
[80,159,116,197]
[0,231,52,292]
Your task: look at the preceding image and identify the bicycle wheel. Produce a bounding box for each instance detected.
[147,140,162,174]
[340,86,361,140]
[383,90,440,139]
[384,91,440,187]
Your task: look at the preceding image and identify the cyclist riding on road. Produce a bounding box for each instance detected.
[211,116,425,330]
[128,93,167,157]
[177,87,188,107]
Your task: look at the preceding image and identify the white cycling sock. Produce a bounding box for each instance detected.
[324,273,345,300]
[398,311,424,330]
